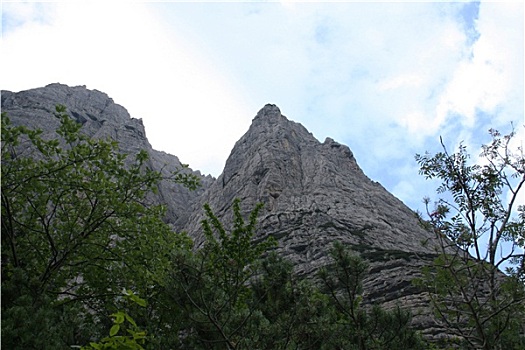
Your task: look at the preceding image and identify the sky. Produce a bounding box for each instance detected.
[1,0,524,214]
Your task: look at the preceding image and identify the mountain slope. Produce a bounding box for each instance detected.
[2,85,443,338]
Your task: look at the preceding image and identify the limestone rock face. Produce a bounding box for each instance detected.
[185,104,437,262]
[1,84,212,228]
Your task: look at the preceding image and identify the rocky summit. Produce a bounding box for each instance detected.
[1,84,443,338]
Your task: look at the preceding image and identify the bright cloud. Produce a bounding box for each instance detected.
[377,74,425,92]
[436,2,524,133]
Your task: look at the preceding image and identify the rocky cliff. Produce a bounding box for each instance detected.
[1,83,213,228]
[1,84,442,338]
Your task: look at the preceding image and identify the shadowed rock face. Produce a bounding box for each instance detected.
[2,85,444,338]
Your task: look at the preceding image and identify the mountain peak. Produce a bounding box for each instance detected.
[179,104,442,336]
[186,104,437,258]
[1,84,211,229]
[255,103,282,119]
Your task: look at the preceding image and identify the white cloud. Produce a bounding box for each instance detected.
[435,2,523,132]
[377,74,424,92]
[288,3,472,156]
[2,2,54,32]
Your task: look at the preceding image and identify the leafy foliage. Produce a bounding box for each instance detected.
[82,291,148,350]
[319,242,426,350]
[415,128,525,349]
[251,252,335,349]
[1,106,194,348]
[165,199,276,349]
[166,207,424,350]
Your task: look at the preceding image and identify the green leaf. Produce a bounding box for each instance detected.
[109,324,120,337]
[124,313,137,327]
[111,312,125,324]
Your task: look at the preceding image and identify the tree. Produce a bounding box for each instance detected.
[250,252,336,349]
[1,104,433,349]
[163,199,428,349]
[165,199,276,349]
[1,106,197,348]
[415,128,525,349]
[319,242,426,350]
[166,202,420,350]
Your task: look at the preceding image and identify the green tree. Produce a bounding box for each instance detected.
[157,198,427,349]
[415,128,525,349]
[319,242,426,350]
[1,106,197,348]
[250,252,336,349]
[165,199,276,349]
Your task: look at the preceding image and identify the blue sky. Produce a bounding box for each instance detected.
[2,1,523,214]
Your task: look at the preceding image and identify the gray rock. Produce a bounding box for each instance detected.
[185,104,438,257]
